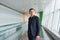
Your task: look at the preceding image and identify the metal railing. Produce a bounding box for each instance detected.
[0,23,22,40]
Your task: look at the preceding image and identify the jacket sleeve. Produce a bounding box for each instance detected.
[36,17,40,36]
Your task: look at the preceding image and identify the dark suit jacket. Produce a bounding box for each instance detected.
[28,15,40,37]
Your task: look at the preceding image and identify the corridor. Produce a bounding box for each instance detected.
[0,0,60,40]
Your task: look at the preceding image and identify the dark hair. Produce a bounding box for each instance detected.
[29,8,35,12]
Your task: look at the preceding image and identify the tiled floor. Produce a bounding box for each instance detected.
[21,28,53,40]
[21,31,28,40]
[42,28,53,40]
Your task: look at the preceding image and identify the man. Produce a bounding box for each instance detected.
[28,8,40,40]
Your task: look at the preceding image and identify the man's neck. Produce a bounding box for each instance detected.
[30,15,35,17]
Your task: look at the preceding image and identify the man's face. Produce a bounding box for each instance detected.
[29,10,35,16]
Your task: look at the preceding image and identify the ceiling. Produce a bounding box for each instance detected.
[0,0,52,13]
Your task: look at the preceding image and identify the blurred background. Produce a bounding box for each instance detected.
[0,0,60,40]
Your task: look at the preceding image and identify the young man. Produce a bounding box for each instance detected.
[28,8,40,40]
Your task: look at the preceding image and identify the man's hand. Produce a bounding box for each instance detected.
[36,36,40,40]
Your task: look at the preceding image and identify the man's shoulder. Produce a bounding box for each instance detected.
[28,15,39,19]
[28,17,31,20]
[34,16,39,19]
[28,17,31,19]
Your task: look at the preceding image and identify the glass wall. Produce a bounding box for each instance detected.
[42,0,60,38]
